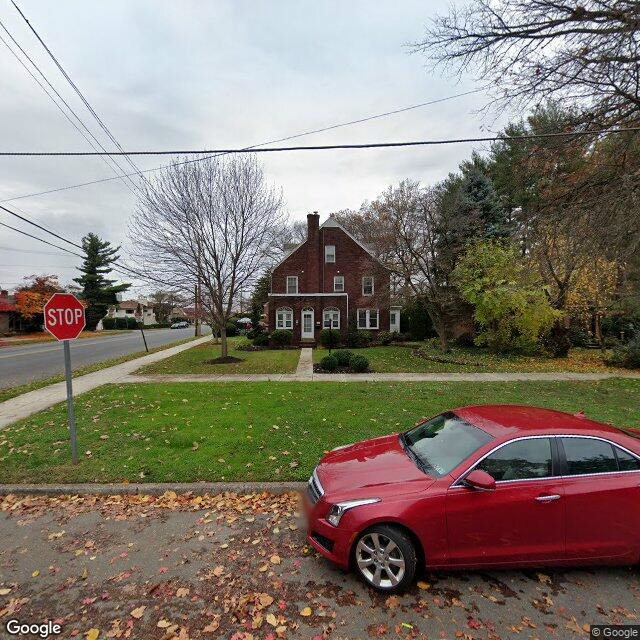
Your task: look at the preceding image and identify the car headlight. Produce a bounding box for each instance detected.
[326,498,380,527]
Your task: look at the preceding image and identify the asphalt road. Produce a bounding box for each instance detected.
[1,492,638,639]
[0,327,210,389]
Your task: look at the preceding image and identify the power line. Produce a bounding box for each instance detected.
[2,126,638,156]
[0,208,174,287]
[0,245,77,256]
[0,204,82,249]
[0,88,485,203]
[0,221,84,258]
[0,20,139,194]
[10,0,145,185]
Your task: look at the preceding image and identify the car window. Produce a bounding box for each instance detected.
[403,412,493,477]
[614,446,640,471]
[561,438,617,475]
[475,438,552,481]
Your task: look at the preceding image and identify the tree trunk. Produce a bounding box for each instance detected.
[220,325,228,358]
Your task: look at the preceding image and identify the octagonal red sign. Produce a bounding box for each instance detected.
[44,293,86,341]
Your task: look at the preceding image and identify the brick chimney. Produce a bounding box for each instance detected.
[306,212,320,292]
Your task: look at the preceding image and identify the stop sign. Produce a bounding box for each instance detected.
[44,293,86,341]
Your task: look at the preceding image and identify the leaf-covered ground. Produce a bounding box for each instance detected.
[313,345,628,373]
[136,340,301,375]
[1,492,638,639]
[1,380,639,484]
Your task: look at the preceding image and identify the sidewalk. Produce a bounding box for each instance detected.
[0,336,210,430]
[295,347,313,376]
[122,370,640,383]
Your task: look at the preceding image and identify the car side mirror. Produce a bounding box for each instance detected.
[464,469,496,492]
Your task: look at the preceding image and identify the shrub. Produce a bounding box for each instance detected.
[377,330,394,346]
[126,316,139,329]
[235,337,254,351]
[606,335,640,369]
[320,355,338,372]
[401,298,435,341]
[225,322,238,337]
[252,332,270,347]
[270,329,292,347]
[319,328,341,349]
[346,329,373,348]
[333,350,353,366]
[350,355,369,372]
[114,317,129,330]
[102,317,116,330]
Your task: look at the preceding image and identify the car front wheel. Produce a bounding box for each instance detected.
[353,524,417,592]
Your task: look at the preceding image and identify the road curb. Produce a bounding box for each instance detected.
[0,481,307,496]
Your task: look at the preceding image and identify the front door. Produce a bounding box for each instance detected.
[301,308,314,339]
[446,437,566,566]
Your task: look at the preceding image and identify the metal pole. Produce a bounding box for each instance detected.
[139,323,149,352]
[63,340,78,465]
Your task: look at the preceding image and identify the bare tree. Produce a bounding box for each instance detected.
[131,154,284,358]
[415,0,640,126]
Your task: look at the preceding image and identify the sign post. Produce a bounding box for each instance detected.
[43,293,86,465]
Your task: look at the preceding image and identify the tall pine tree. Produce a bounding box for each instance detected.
[74,233,130,330]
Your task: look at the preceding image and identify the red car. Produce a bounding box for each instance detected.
[305,405,640,592]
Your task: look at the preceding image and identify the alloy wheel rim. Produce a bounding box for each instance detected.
[355,532,406,588]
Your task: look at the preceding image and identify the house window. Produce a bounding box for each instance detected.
[325,245,336,263]
[286,276,298,294]
[334,275,344,292]
[276,307,293,329]
[323,307,340,329]
[357,309,379,329]
[362,276,374,296]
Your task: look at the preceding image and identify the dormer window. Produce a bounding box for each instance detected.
[325,245,336,263]
[286,276,298,294]
[362,276,374,296]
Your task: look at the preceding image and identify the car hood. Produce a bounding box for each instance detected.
[316,434,434,497]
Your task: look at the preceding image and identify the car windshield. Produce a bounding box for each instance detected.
[401,412,493,477]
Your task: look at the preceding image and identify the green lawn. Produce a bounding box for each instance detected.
[314,344,625,373]
[0,336,200,404]
[1,379,638,484]
[136,338,300,375]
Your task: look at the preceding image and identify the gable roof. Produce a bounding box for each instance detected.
[320,217,388,270]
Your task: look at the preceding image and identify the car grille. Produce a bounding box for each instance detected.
[307,469,324,505]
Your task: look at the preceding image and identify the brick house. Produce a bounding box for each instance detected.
[0,289,19,334]
[266,213,400,345]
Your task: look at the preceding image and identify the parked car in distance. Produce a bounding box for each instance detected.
[170,321,189,329]
[305,405,640,592]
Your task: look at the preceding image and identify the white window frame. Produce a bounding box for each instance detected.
[357,308,379,329]
[325,245,336,263]
[286,276,298,294]
[362,276,374,296]
[323,307,340,329]
[333,275,344,292]
[276,307,293,330]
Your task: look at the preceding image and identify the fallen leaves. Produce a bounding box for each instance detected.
[130,605,146,619]
[300,606,312,617]
[86,630,100,640]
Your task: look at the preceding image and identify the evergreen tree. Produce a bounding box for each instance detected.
[251,269,272,307]
[74,233,130,330]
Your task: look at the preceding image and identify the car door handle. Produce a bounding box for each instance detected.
[536,494,561,503]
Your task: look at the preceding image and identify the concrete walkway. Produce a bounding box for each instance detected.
[121,370,640,383]
[0,336,211,430]
[295,347,313,376]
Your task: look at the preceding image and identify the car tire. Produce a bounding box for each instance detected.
[353,524,417,593]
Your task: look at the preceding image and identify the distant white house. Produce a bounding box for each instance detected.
[105,299,157,326]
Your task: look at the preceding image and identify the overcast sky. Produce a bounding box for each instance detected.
[0,0,512,295]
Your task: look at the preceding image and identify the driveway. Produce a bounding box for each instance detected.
[1,492,637,639]
[0,327,210,389]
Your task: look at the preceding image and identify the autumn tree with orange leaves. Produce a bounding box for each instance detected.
[14,275,63,329]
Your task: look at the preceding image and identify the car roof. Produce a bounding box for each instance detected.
[453,404,623,440]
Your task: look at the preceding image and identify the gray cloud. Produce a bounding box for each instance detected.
[0,0,512,292]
